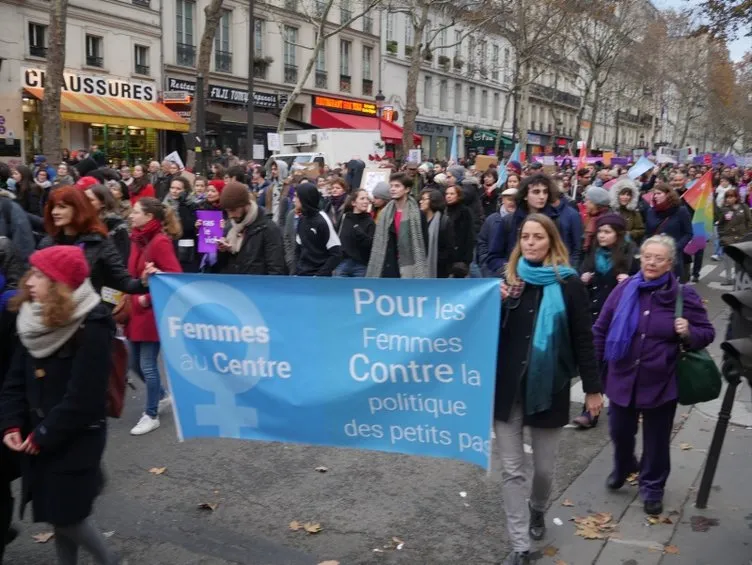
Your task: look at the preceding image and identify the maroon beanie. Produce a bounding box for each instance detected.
[30,246,90,289]
[219,181,250,209]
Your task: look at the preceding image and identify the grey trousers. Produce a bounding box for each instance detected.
[494,402,561,552]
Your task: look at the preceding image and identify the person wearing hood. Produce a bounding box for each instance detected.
[163,176,199,272]
[367,173,428,278]
[549,184,583,267]
[582,186,612,254]
[446,165,465,190]
[294,182,341,276]
[32,155,56,182]
[0,165,35,263]
[371,181,390,222]
[85,184,131,266]
[266,160,290,225]
[0,246,120,564]
[215,182,285,275]
[334,188,375,277]
[610,178,645,244]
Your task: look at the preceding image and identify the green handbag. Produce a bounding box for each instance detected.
[674,285,722,406]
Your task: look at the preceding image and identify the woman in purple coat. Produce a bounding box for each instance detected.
[593,234,715,516]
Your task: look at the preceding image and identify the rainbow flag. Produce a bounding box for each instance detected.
[681,170,714,255]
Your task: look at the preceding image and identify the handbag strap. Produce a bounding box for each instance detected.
[674,283,684,319]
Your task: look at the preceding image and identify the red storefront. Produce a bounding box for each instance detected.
[309,95,420,158]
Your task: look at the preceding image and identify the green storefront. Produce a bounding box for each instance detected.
[464,129,513,157]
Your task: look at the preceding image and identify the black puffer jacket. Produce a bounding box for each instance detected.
[217,213,286,275]
[102,213,130,266]
[338,211,375,265]
[446,202,476,265]
[38,232,146,295]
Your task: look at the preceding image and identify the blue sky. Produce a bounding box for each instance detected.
[653,0,750,61]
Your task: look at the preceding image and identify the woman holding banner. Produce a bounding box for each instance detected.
[496,214,603,565]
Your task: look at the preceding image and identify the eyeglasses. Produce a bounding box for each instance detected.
[641,254,669,265]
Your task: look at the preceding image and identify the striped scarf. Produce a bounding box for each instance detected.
[366,197,427,278]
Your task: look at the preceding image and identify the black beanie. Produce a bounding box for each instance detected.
[296,182,321,216]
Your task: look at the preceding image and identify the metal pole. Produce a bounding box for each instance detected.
[246,0,255,162]
[614,109,620,155]
[196,73,206,176]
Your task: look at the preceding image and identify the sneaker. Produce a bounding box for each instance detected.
[691,275,700,283]
[158,395,172,415]
[130,414,160,436]
[711,254,720,261]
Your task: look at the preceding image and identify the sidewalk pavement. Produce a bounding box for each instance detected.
[535,385,752,565]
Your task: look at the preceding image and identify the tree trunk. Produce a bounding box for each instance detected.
[402,2,429,153]
[679,107,692,148]
[575,76,593,144]
[41,0,68,164]
[493,89,513,155]
[514,63,530,154]
[187,0,224,169]
[586,79,602,149]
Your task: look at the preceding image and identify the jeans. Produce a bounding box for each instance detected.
[494,401,561,552]
[713,225,723,256]
[334,258,367,277]
[722,247,735,282]
[469,262,482,278]
[129,341,164,418]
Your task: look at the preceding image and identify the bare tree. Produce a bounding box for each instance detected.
[41,0,69,163]
[187,0,224,169]
[276,0,383,134]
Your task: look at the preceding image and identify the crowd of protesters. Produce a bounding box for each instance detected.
[0,146,746,565]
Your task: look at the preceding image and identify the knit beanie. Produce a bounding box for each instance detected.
[30,246,89,289]
[585,186,610,207]
[372,181,390,201]
[75,176,99,190]
[596,212,627,232]
[219,181,250,209]
[447,165,466,183]
[208,179,225,194]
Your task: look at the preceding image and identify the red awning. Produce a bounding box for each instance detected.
[311,108,421,145]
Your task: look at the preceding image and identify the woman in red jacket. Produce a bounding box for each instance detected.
[125,197,182,436]
[128,164,156,207]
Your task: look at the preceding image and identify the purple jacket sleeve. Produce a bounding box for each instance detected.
[592,280,625,365]
[681,285,716,351]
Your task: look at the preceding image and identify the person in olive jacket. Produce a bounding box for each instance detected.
[37,186,147,298]
[496,214,603,565]
[215,182,286,275]
[1,246,119,564]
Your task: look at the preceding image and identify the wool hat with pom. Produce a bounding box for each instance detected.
[30,246,90,289]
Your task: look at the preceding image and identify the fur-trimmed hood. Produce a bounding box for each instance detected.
[610,177,640,211]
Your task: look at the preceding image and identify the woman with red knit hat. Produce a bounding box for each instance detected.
[1,245,120,564]
[126,198,182,436]
[196,179,227,273]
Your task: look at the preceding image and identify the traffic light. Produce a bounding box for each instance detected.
[695,240,752,509]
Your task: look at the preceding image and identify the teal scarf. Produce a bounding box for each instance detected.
[594,247,613,275]
[516,258,577,415]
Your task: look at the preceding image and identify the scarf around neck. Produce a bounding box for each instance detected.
[426,211,442,278]
[225,201,259,254]
[130,218,162,248]
[366,198,428,278]
[516,259,577,415]
[605,271,671,361]
[16,279,100,358]
[595,247,613,275]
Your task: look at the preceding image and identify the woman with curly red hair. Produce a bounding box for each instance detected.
[38,186,147,298]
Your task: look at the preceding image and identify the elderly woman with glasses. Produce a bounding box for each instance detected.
[592,235,714,516]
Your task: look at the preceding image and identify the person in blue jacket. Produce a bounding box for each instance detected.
[549,186,584,268]
[644,183,692,279]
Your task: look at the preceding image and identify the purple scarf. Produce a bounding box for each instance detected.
[605,271,671,361]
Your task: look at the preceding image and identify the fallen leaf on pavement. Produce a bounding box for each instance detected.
[148,467,167,475]
[664,544,680,554]
[573,512,617,540]
[661,516,673,524]
[562,499,574,507]
[289,521,302,531]
[627,472,639,486]
[318,561,339,565]
[303,522,322,534]
[647,516,660,525]
[690,516,719,532]
[198,502,218,511]
[543,545,558,556]
[315,466,328,473]
[32,532,54,543]
[679,443,693,451]
[576,526,605,539]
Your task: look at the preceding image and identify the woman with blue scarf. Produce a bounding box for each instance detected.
[593,235,715,516]
[496,214,603,565]
[572,213,639,429]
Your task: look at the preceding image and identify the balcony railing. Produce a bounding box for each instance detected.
[339,74,351,93]
[340,8,352,24]
[177,43,196,67]
[529,83,581,109]
[315,70,328,89]
[284,64,298,84]
[132,0,150,6]
[86,56,104,68]
[253,63,268,79]
[363,15,373,34]
[215,50,232,73]
[135,64,150,75]
[29,45,47,58]
[362,78,373,96]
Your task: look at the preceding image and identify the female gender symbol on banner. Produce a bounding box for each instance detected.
[158,280,270,438]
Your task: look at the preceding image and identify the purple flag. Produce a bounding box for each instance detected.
[196,210,223,253]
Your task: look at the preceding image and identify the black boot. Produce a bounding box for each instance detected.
[644,500,663,516]
[529,503,545,541]
[502,551,531,565]
[606,471,627,490]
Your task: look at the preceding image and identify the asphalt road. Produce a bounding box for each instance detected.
[4,259,732,565]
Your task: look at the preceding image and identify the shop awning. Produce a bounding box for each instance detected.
[212,107,308,130]
[24,87,189,132]
[311,107,420,145]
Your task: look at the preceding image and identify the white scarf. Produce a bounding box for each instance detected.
[16,279,101,359]
[225,201,259,254]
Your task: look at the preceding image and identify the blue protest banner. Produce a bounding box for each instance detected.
[149,275,501,469]
[627,156,654,180]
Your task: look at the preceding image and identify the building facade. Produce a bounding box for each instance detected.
[0,0,183,166]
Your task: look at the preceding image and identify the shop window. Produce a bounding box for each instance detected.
[439,79,448,111]
[176,0,196,67]
[214,10,232,73]
[423,76,432,109]
[134,45,150,75]
[28,22,47,58]
[85,35,104,68]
